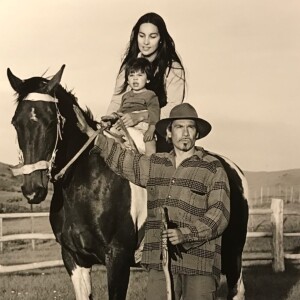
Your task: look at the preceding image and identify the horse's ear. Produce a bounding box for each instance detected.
[46,65,66,93]
[7,68,23,93]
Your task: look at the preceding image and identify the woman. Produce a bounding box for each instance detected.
[107,12,186,152]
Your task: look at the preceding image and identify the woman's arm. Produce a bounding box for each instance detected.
[161,62,185,120]
[106,70,126,115]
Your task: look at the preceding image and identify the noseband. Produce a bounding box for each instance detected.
[10,93,65,178]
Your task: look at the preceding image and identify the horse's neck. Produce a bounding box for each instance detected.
[63,123,86,154]
[55,102,87,166]
[55,98,96,170]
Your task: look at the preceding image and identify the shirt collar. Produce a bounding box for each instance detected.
[168,146,205,160]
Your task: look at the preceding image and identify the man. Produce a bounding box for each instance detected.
[74,103,230,300]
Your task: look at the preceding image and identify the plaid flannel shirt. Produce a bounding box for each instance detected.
[94,134,230,283]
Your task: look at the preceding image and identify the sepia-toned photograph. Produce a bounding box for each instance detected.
[0,1,299,299]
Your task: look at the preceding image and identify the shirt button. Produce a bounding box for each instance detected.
[168,195,171,199]
[171,179,175,184]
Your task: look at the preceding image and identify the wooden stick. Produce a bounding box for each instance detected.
[159,207,172,300]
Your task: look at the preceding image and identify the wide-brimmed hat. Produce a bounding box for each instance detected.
[156,103,212,140]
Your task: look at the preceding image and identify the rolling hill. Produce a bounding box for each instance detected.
[0,161,23,192]
[0,161,299,212]
[245,169,300,190]
[1,161,299,193]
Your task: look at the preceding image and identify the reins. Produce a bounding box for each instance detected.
[54,129,102,181]
[53,115,140,180]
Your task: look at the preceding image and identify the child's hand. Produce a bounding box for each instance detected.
[101,113,118,122]
[143,127,155,142]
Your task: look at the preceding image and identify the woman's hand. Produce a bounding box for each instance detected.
[73,105,95,137]
[114,111,148,130]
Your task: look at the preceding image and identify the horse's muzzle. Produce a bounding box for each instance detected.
[21,185,48,204]
[21,171,49,204]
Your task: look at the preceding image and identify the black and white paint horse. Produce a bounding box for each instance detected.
[8,65,248,300]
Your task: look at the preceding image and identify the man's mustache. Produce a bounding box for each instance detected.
[179,138,192,142]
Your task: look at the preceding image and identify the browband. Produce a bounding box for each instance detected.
[24,93,58,103]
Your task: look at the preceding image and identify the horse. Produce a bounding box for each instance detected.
[8,65,248,300]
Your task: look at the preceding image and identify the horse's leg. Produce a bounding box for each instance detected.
[49,182,64,243]
[71,265,93,300]
[222,181,248,300]
[222,248,245,300]
[105,247,131,300]
[222,205,248,300]
[229,271,245,300]
[62,247,93,300]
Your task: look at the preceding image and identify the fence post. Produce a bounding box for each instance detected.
[0,217,3,253]
[30,204,35,250]
[290,186,294,203]
[271,198,284,272]
[31,216,35,250]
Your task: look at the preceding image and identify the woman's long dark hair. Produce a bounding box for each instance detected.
[118,12,186,108]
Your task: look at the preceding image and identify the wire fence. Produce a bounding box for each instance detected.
[248,185,300,207]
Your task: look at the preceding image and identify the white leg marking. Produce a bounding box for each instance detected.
[129,182,147,263]
[71,265,92,300]
[129,183,147,231]
[232,271,245,300]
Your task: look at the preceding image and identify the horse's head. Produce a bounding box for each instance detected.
[8,65,66,204]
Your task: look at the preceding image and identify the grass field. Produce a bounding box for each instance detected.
[1,188,300,299]
[1,216,300,299]
[1,263,300,299]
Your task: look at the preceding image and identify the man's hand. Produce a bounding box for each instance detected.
[73,105,95,137]
[162,229,184,245]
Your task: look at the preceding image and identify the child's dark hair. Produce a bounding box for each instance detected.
[125,57,153,84]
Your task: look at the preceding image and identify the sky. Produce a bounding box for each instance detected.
[0,0,299,172]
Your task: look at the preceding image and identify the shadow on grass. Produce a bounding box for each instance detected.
[217,262,300,300]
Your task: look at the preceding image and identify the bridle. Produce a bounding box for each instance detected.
[10,92,65,179]
[11,93,139,181]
